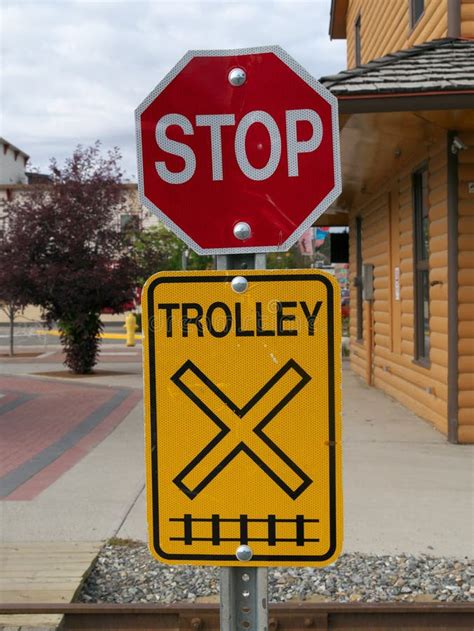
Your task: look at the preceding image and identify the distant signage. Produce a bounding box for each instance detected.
[143,270,343,566]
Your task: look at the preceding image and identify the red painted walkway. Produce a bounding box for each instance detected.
[0,376,141,500]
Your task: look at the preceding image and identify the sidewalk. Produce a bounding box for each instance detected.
[118,363,474,559]
[0,345,144,626]
[1,343,473,626]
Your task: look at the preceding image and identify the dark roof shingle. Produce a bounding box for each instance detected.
[319,38,474,96]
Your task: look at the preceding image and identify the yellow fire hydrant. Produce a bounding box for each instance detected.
[124,312,138,347]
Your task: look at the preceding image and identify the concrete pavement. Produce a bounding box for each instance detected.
[0,344,145,626]
[2,343,472,555]
[1,346,143,539]
[117,364,474,559]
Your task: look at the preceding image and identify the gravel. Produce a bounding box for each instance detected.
[77,541,473,604]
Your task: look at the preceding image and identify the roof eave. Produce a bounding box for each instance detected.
[0,137,30,161]
[329,0,348,40]
[335,90,474,114]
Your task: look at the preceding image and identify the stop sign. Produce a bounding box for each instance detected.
[135,46,341,254]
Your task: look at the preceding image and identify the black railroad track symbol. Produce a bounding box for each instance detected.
[169,513,320,547]
[171,358,312,500]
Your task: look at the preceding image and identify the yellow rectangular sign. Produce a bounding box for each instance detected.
[143,269,342,566]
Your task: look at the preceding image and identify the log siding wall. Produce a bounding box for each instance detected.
[461,0,474,37]
[341,2,472,441]
[346,0,448,68]
[457,132,474,443]
[349,140,451,436]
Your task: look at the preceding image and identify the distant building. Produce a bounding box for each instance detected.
[0,138,29,185]
[25,172,52,185]
[0,138,157,236]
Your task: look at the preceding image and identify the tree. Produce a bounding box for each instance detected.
[267,242,314,269]
[4,142,137,373]
[0,229,32,356]
[132,224,212,285]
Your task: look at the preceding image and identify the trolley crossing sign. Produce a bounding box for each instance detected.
[143,270,343,567]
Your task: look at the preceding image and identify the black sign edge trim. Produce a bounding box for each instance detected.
[146,273,338,562]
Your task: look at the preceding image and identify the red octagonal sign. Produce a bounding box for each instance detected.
[136,46,341,254]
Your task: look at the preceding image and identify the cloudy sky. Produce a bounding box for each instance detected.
[1,0,346,179]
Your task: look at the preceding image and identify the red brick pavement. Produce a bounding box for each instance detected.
[0,376,142,500]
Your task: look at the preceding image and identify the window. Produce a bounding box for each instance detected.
[355,14,361,66]
[330,232,349,263]
[413,167,430,361]
[355,216,363,341]
[411,0,424,27]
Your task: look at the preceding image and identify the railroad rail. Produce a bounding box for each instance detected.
[1,602,473,630]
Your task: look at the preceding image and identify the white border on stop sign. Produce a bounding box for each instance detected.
[135,45,341,256]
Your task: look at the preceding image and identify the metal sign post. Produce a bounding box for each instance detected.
[220,564,268,629]
[217,253,268,630]
[137,43,343,631]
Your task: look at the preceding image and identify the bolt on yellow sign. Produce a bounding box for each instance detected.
[143,269,342,567]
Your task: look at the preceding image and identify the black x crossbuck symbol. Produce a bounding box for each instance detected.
[171,359,312,500]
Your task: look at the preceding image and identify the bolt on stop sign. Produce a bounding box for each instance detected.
[136,46,341,254]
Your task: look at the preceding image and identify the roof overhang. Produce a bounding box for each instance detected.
[337,90,474,114]
[329,0,348,40]
[0,138,30,162]
[334,103,474,213]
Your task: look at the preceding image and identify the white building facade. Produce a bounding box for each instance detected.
[0,138,29,185]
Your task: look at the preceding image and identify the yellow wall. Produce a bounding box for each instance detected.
[457,133,474,443]
[349,139,451,437]
[346,0,448,67]
[461,0,474,37]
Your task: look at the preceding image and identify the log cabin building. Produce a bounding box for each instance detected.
[320,0,474,442]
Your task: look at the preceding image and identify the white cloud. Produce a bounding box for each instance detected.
[1,0,346,178]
